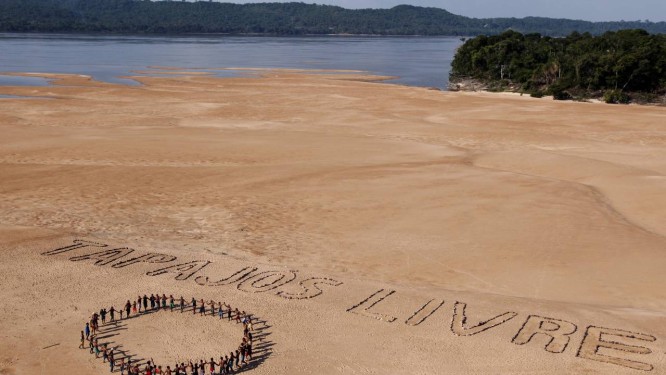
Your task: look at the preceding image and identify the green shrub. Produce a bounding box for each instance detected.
[603,89,630,104]
[630,92,660,104]
[552,89,572,100]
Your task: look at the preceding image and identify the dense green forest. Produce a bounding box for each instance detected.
[1,0,666,36]
[449,30,666,103]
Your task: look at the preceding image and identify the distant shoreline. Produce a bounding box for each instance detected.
[0,31,464,38]
[3,1,666,36]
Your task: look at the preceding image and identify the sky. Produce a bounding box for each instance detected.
[223,0,666,22]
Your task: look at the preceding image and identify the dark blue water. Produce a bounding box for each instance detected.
[0,34,462,88]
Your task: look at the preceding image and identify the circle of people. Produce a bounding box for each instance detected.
[80,294,256,375]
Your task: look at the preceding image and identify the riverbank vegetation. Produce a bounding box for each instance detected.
[450,30,666,104]
[1,0,666,36]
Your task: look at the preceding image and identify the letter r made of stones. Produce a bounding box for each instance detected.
[512,315,577,353]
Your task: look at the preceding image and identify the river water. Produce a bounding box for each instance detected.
[0,34,462,89]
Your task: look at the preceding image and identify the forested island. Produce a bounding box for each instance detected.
[1,0,666,36]
[450,30,666,104]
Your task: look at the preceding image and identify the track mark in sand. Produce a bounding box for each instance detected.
[531,241,554,301]
[583,183,665,239]
[435,261,513,295]
[470,156,666,240]
[0,155,247,168]
[399,247,514,296]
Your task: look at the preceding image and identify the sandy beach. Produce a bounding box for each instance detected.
[0,70,664,374]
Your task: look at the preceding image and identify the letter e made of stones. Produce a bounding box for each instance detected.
[577,326,657,371]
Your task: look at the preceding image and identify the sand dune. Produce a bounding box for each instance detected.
[0,71,664,374]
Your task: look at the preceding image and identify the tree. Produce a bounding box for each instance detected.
[450,29,666,103]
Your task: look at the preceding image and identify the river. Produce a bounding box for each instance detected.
[0,34,462,88]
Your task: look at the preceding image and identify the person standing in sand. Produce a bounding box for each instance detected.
[109,348,115,372]
[238,342,245,367]
[179,296,185,313]
[228,353,235,373]
[169,295,174,311]
[247,341,253,361]
[125,300,132,318]
[84,322,90,340]
[199,299,205,316]
[149,294,155,310]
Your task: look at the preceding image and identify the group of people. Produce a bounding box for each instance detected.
[80,294,257,375]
